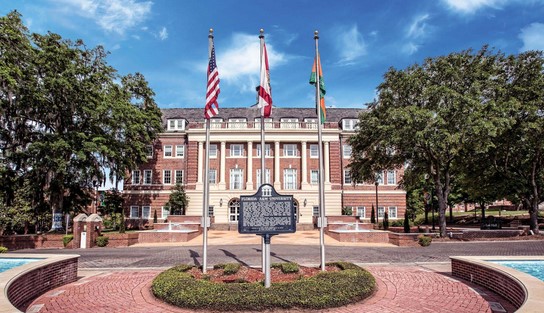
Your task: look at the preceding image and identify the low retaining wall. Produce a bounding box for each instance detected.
[137,230,201,243]
[103,233,140,247]
[1,254,79,313]
[325,229,389,243]
[0,234,69,250]
[388,233,422,246]
[450,256,544,312]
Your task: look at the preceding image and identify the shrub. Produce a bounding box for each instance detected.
[172,264,194,272]
[403,213,411,233]
[63,235,74,247]
[95,236,109,247]
[0,246,8,253]
[152,262,376,311]
[370,206,376,224]
[271,262,299,274]
[383,212,389,230]
[213,263,241,275]
[418,235,432,247]
[390,220,404,227]
[341,207,353,215]
[413,216,427,226]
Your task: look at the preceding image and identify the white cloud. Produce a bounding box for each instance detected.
[519,23,544,51]
[407,14,430,38]
[402,42,420,55]
[53,0,152,34]
[158,27,168,40]
[214,33,287,93]
[441,0,506,13]
[334,24,367,66]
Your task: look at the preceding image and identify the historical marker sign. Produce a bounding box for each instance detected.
[239,184,296,234]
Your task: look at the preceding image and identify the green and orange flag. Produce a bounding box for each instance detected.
[310,54,326,124]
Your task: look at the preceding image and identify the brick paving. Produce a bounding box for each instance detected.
[28,265,517,313]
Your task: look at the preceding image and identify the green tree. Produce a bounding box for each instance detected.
[349,47,512,237]
[103,188,124,231]
[370,205,376,224]
[165,184,189,215]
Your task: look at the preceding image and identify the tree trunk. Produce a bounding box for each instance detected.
[529,198,540,235]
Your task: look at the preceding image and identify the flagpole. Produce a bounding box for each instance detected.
[314,30,326,271]
[259,28,266,273]
[202,28,214,274]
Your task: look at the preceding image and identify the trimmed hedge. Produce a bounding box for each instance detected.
[95,236,109,247]
[271,262,299,274]
[152,262,376,311]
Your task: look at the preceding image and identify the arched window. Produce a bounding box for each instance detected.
[229,198,240,222]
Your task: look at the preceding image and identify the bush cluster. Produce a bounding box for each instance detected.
[63,235,74,247]
[418,235,432,247]
[95,236,109,247]
[0,246,8,253]
[152,262,376,311]
[213,263,241,275]
[271,262,299,274]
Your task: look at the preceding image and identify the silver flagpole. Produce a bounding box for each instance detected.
[202,28,214,274]
[259,28,266,273]
[314,30,326,271]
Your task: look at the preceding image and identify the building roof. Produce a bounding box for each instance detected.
[161,107,365,124]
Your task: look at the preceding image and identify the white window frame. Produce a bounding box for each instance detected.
[167,119,185,131]
[230,168,244,190]
[208,169,217,184]
[344,169,352,184]
[143,170,152,185]
[229,199,240,222]
[162,206,169,219]
[309,144,319,158]
[145,145,153,158]
[130,206,139,218]
[310,170,319,184]
[131,170,141,185]
[304,118,317,129]
[163,170,172,185]
[283,144,297,157]
[175,145,185,158]
[357,206,366,218]
[256,169,271,187]
[343,145,352,159]
[209,144,218,158]
[342,119,358,131]
[208,205,214,217]
[376,171,384,185]
[378,206,385,218]
[230,144,243,157]
[388,206,398,219]
[164,145,173,157]
[387,170,396,185]
[313,206,319,216]
[256,144,271,157]
[175,170,184,184]
[210,118,223,129]
[283,169,297,190]
[280,118,299,129]
[254,118,273,129]
[228,118,246,129]
[142,206,151,219]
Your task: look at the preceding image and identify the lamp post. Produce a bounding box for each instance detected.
[375,181,379,226]
[93,180,99,214]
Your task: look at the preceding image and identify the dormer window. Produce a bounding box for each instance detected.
[342,119,358,131]
[304,118,317,129]
[280,118,299,129]
[211,118,223,129]
[228,118,247,129]
[167,119,185,131]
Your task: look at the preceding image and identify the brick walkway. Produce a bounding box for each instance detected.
[28,265,516,313]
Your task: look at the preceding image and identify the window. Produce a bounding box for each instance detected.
[376,172,384,185]
[229,199,240,222]
[163,170,172,184]
[378,206,385,218]
[310,170,319,184]
[208,206,214,217]
[280,118,299,129]
[208,169,217,184]
[283,144,297,157]
[357,206,366,218]
[254,118,273,129]
[131,170,141,184]
[175,145,184,157]
[142,206,151,219]
[344,169,352,184]
[210,119,223,129]
[387,170,396,185]
[284,169,297,190]
[313,206,319,216]
[143,170,152,185]
[175,170,184,184]
[130,206,139,218]
[342,119,358,131]
[256,144,271,157]
[388,206,398,219]
[310,144,319,158]
[167,119,185,131]
[304,118,317,129]
[228,118,246,129]
[162,206,169,219]
[230,168,243,190]
[145,145,153,158]
[256,169,270,187]
[209,144,218,158]
[164,145,173,157]
[343,145,352,159]
[230,144,243,157]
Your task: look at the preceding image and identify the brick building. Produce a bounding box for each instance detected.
[122,107,406,229]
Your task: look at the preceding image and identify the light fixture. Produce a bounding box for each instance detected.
[219,198,223,207]
[303,199,307,207]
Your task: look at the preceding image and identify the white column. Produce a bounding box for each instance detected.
[246,141,253,190]
[301,141,308,188]
[219,141,226,188]
[274,141,281,189]
[324,141,330,185]
[197,141,203,183]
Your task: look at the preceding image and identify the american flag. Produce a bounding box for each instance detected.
[258,42,272,117]
[205,43,220,119]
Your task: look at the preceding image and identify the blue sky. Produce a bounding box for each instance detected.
[2,0,544,110]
